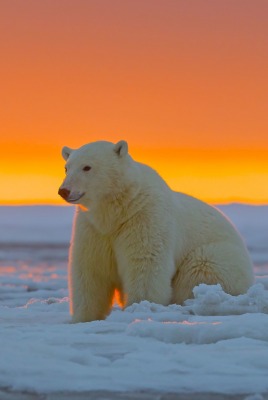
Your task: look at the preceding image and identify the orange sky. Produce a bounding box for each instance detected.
[0,0,268,205]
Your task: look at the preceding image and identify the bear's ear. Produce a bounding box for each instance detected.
[114,140,128,157]
[62,146,73,161]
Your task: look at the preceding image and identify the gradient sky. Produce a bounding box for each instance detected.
[1,0,268,204]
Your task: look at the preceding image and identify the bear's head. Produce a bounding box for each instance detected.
[58,140,132,208]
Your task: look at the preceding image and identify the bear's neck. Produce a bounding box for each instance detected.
[86,182,145,235]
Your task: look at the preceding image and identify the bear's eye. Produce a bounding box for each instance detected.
[83,166,91,172]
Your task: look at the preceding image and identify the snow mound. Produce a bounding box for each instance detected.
[185,283,268,315]
[125,284,268,344]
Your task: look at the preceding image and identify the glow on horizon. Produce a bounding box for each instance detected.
[1,147,268,206]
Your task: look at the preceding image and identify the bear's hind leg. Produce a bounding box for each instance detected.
[172,242,254,305]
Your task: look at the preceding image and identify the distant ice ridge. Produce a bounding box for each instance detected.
[0,206,74,262]
[218,204,268,264]
[0,205,74,244]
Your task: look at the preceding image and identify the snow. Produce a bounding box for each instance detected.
[0,205,74,244]
[0,205,268,396]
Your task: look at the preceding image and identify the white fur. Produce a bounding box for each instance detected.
[59,140,254,323]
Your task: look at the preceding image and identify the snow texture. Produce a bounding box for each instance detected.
[0,205,268,395]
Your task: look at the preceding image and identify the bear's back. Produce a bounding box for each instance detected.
[172,191,246,250]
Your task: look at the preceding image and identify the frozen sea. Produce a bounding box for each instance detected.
[0,204,268,398]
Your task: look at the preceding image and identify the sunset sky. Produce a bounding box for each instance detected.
[1,0,268,205]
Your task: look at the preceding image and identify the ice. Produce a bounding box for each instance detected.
[0,262,67,307]
[0,205,73,244]
[1,285,268,394]
[218,204,268,265]
[184,283,268,315]
[0,204,268,395]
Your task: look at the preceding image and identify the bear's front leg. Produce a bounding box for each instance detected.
[114,219,175,307]
[69,213,115,323]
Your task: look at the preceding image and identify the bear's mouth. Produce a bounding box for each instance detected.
[67,192,85,204]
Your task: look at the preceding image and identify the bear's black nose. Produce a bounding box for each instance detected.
[58,187,71,200]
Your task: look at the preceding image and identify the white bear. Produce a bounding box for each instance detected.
[58,140,254,323]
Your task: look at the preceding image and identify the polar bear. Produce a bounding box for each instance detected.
[58,140,254,323]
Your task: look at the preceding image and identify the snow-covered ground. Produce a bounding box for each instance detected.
[0,205,268,396]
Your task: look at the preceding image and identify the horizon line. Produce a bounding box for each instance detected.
[1,199,268,207]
